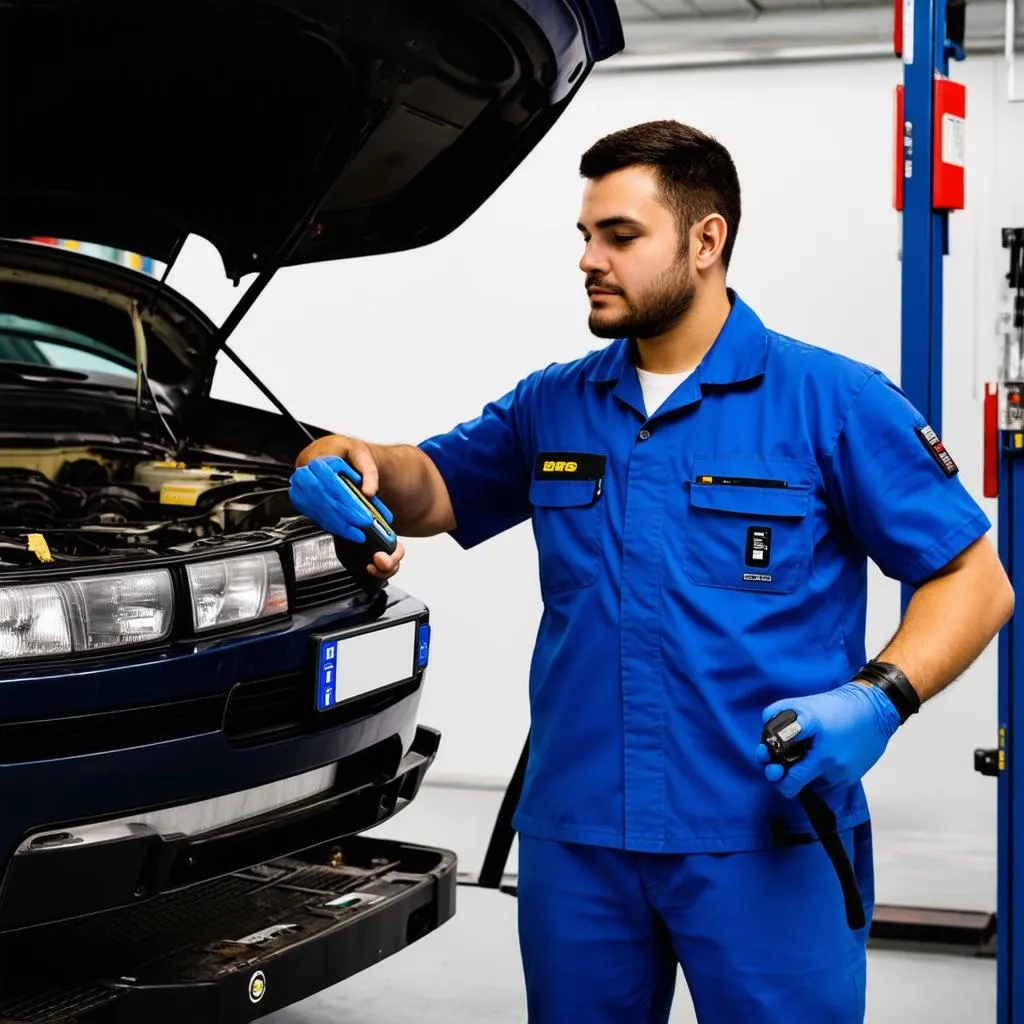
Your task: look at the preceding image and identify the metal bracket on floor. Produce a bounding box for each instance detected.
[457,733,528,897]
[868,904,997,958]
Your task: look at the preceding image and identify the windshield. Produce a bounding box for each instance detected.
[0,313,136,378]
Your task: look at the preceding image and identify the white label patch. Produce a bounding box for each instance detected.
[941,113,965,168]
[903,0,914,63]
[743,573,773,583]
[778,721,802,743]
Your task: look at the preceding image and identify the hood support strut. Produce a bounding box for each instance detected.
[178,117,359,457]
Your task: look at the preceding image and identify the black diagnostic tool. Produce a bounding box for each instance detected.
[761,710,867,931]
[331,473,399,594]
[761,709,812,767]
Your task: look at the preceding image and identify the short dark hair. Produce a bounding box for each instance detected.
[579,120,741,269]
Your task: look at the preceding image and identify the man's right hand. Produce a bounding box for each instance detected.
[289,452,406,581]
[295,432,457,543]
[296,434,382,498]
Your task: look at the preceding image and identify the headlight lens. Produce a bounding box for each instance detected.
[0,571,173,660]
[187,552,288,632]
[292,534,344,581]
[68,572,174,650]
[0,584,72,659]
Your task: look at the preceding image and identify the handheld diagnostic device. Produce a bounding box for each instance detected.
[331,471,398,594]
[761,709,867,931]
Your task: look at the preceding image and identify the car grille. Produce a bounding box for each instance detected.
[224,671,420,748]
[222,671,306,746]
[0,695,225,763]
[293,569,365,609]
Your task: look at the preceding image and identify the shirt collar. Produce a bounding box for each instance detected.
[586,290,769,388]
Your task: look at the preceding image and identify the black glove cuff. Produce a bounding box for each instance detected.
[854,660,921,724]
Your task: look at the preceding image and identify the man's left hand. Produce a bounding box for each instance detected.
[755,682,903,798]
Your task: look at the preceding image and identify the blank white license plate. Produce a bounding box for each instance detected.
[314,620,418,712]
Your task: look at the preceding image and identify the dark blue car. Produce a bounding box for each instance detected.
[0,0,623,1019]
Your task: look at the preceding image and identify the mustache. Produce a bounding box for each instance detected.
[586,276,623,295]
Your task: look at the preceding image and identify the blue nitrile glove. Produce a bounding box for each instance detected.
[288,456,394,545]
[755,682,903,799]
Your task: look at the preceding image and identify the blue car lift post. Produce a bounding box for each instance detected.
[894,0,1024,1016]
[993,227,1024,1024]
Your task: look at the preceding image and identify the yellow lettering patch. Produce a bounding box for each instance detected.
[534,452,606,482]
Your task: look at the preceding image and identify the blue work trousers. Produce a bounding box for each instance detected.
[517,823,874,1023]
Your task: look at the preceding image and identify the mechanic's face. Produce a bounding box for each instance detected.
[578,166,694,340]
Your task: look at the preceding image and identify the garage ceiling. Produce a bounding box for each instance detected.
[606,0,1022,64]
[616,0,882,19]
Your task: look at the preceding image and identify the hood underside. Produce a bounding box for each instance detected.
[0,0,622,280]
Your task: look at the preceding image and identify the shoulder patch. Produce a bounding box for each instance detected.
[914,424,959,478]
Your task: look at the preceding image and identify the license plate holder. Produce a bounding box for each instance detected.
[312,618,427,712]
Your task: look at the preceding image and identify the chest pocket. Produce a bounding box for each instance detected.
[529,452,606,594]
[683,455,813,596]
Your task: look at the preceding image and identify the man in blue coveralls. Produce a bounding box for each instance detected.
[290,121,1015,1022]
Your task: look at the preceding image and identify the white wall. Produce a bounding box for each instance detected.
[167,52,1024,910]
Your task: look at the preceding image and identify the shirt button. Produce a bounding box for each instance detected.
[638,429,651,441]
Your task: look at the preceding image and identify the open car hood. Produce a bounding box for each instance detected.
[0,0,623,281]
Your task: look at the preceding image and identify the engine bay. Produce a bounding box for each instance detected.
[0,445,300,569]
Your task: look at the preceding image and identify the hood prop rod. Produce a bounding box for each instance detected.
[182,117,359,456]
[177,201,333,457]
[217,340,316,446]
[144,234,187,314]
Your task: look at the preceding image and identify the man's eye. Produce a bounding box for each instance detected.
[614,235,637,244]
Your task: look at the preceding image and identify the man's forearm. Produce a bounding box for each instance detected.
[365,443,456,537]
[866,537,1014,703]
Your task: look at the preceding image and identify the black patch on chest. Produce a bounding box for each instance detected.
[534,453,607,480]
[745,525,772,567]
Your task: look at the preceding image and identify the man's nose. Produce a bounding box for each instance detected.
[579,241,609,276]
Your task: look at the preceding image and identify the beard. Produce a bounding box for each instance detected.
[587,260,695,340]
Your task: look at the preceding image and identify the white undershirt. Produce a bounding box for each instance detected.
[636,367,694,418]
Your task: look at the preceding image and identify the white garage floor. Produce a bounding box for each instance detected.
[261,884,995,1024]
[262,785,997,1024]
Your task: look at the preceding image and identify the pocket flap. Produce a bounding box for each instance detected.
[529,478,600,508]
[688,481,809,518]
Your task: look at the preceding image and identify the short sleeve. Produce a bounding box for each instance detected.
[824,371,991,585]
[417,373,538,549]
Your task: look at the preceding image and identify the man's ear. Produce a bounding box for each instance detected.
[693,214,728,270]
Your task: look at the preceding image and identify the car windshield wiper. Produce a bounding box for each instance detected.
[0,362,100,383]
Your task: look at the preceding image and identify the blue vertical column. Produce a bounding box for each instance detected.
[999,436,1023,1024]
[899,0,948,430]
[898,0,950,616]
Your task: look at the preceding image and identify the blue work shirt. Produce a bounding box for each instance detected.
[418,292,991,853]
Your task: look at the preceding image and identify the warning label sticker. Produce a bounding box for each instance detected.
[941,113,966,169]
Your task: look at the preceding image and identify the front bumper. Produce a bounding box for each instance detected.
[0,587,434,930]
[0,724,441,931]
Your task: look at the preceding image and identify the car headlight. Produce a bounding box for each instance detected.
[0,570,174,660]
[187,552,288,632]
[291,534,344,581]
